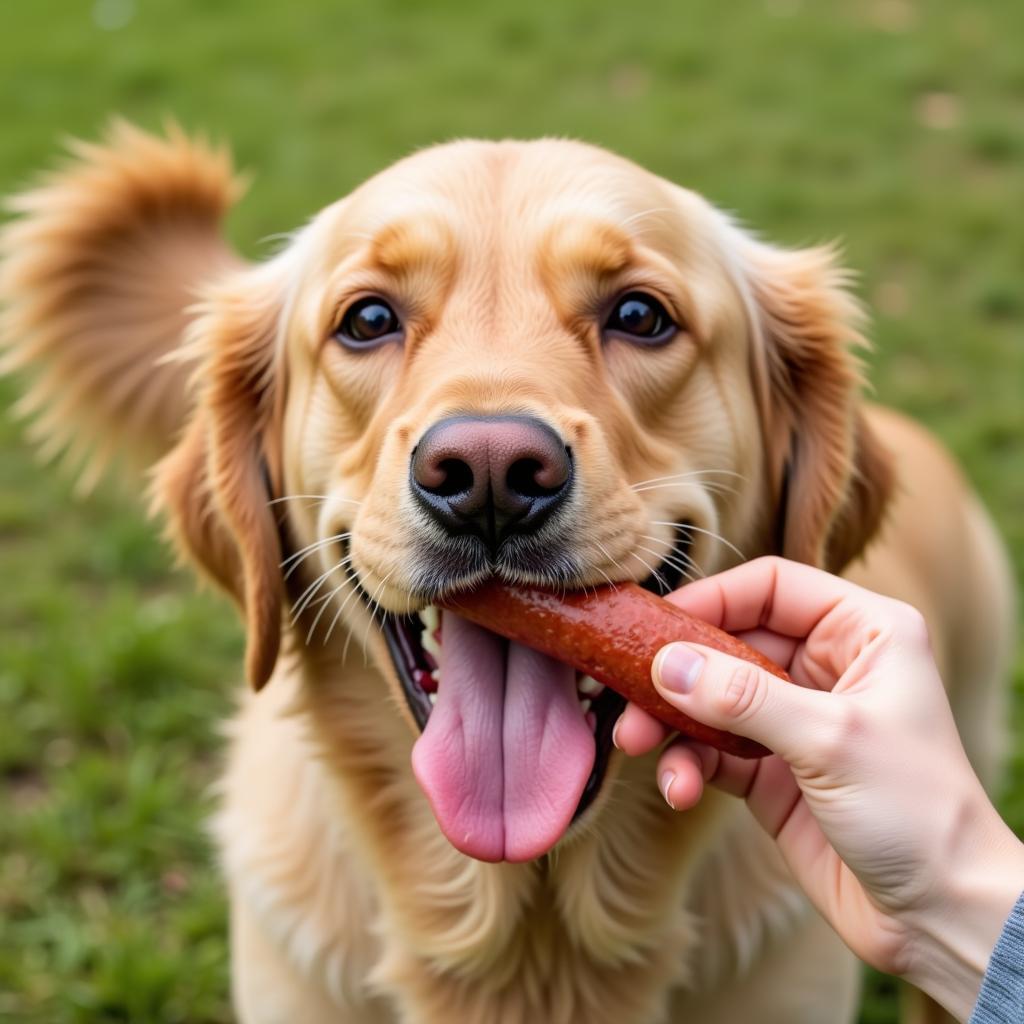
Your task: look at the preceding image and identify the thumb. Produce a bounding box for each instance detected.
[652,643,834,761]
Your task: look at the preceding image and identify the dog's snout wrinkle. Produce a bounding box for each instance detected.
[410,415,572,552]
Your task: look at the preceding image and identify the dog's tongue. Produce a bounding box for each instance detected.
[412,609,595,862]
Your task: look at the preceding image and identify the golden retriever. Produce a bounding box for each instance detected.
[1,123,1015,1024]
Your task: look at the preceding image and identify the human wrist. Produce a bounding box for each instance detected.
[901,812,1024,1020]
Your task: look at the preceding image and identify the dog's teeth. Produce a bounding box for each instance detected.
[428,692,437,706]
[422,619,442,660]
[578,675,604,696]
[421,605,439,633]
[579,698,592,715]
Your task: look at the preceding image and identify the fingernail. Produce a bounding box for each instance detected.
[656,644,704,694]
[659,770,676,809]
[611,716,622,750]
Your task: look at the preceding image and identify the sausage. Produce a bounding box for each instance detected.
[440,580,789,758]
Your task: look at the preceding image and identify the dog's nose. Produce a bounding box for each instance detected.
[410,415,573,549]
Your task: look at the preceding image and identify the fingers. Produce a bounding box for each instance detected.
[663,556,868,641]
[655,738,803,840]
[652,641,838,762]
[613,702,668,755]
[730,627,802,678]
[656,742,706,810]
[654,735,852,944]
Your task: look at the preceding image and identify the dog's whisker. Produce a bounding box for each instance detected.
[636,539,699,586]
[636,542,696,583]
[595,539,631,575]
[645,531,707,579]
[330,596,363,659]
[344,569,391,655]
[684,550,707,580]
[632,481,737,498]
[631,469,746,488]
[281,533,352,577]
[628,549,670,595]
[309,576,360,648]
[639,531,694,550]
[303,589,336,614]
[305,579,350,646]
[313,567,363,648]
[591,539,627,591]
[359,569,396,662]
[291,554,355,623]
[291,556,351,613]
[631,470,743,499]
[267,493,330,507]
[281,534,345,571]
[591,564,619,592]
[666,522,746,562]
[632,482,731,496]
[291,567,334,624]
[340,614,356,666]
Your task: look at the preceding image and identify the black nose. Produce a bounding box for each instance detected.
[410,415,573,550]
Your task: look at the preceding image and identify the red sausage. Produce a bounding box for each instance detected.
[441,580,789,758]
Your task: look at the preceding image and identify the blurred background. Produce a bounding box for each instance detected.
[0,0,1021,1020]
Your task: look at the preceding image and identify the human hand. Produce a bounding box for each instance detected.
[614,556,1024,1020]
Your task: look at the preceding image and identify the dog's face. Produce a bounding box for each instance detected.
[158,140,891,862]
[288,143,763,595]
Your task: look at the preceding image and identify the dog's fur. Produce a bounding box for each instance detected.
[1,124,1016,1023]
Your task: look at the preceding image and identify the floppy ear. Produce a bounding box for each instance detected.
[742,240,894,572]
[152,264,286,689]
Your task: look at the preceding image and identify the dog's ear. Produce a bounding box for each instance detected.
[152,263,286,689]
[742,240,894,572]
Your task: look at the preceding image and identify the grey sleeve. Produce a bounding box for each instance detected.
[969,890,1024,1023]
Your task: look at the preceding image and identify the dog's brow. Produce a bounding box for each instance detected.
[538,219,634,280]
[368,216,455,276]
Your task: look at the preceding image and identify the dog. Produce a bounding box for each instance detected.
[1,123,1015,1023]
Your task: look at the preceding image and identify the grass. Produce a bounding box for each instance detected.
[1,0,1022,1019]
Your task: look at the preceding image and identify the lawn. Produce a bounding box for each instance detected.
[1,1,1022,1020]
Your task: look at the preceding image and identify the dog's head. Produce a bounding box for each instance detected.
[155,139,892,861]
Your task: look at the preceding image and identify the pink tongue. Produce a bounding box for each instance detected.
[411,610,596,862]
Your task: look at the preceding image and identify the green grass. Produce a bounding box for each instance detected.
[1,0,1022,1019]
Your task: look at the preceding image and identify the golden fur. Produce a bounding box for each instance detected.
[1,125,1015,1024]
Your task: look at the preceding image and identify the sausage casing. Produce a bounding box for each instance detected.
[441,580,789,758]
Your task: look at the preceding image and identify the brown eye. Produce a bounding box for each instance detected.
[335,298,402,349]
[604,292,677,344]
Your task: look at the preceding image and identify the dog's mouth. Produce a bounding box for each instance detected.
[377,524,695,863]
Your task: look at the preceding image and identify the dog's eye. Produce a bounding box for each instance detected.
[604,293,676,344]
[335,298,402,348]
